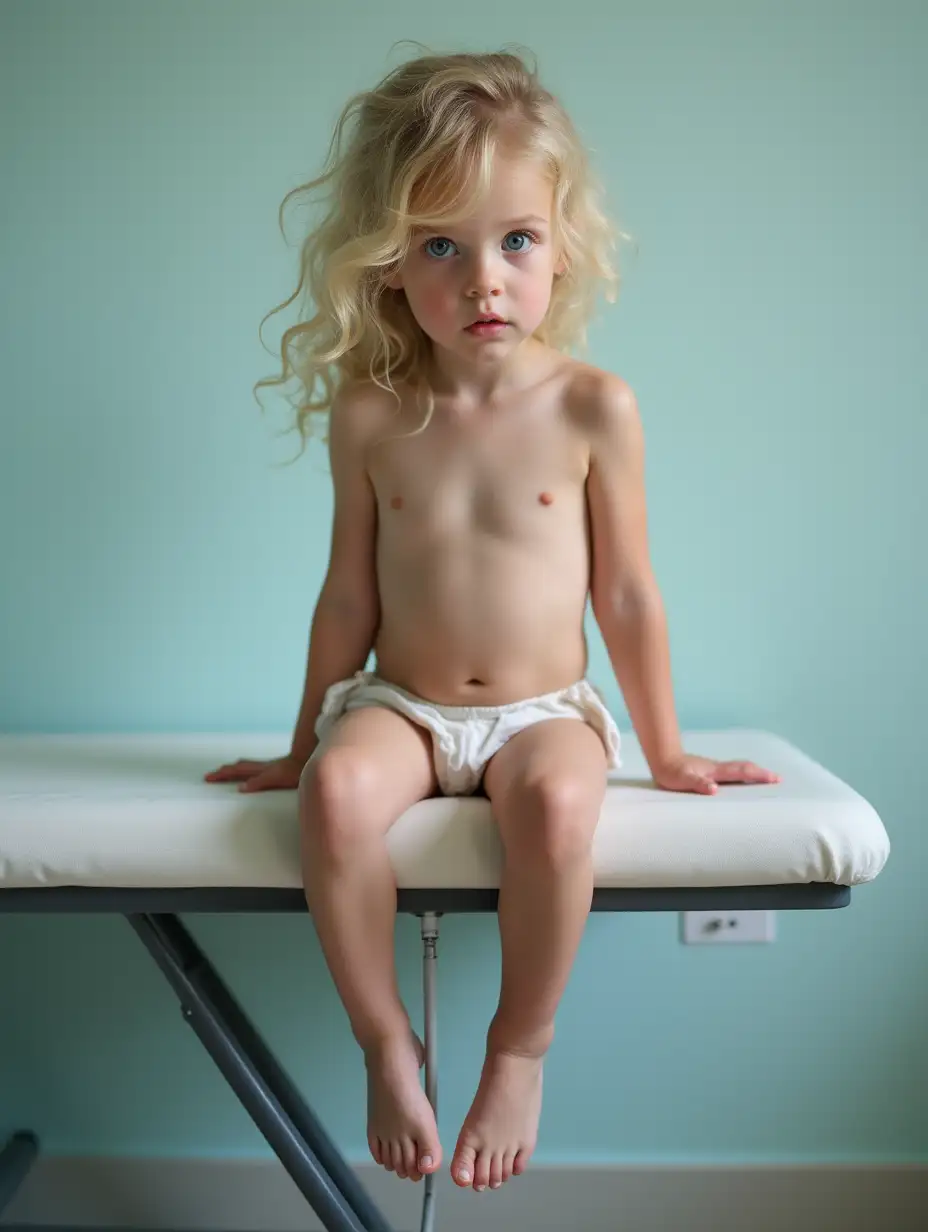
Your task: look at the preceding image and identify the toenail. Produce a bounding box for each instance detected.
[459,1170,471,1182]
[476,1184,486,1191]
[420,1155,432,1168]
[491,1181,501,1189]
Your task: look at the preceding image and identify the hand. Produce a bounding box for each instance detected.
[652,753,781,795]
[203,753,306,793]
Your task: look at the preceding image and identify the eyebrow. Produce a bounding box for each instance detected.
[504,215,549,229]
[418,214,550,236]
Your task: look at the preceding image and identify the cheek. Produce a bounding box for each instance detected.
[516,266,555,318]
[422,283,457,320]
[406,274,458,327]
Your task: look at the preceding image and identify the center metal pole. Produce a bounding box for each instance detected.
[419,912,440,1232]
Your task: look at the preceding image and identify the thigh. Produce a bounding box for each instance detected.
[300,705,439,840]
[483,719,608,849]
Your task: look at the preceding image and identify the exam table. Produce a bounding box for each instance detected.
[0,729,890,1232]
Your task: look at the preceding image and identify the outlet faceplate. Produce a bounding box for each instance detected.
[681,910,776,944]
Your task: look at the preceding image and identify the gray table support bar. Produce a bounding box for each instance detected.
[126,913,392,1232]
[0,883,851,915]
[0,1132,39,1218]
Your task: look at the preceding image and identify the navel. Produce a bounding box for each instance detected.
[539,491,554,506]
[390,495,404,510]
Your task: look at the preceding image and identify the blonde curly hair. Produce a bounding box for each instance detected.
[256,45,623,452]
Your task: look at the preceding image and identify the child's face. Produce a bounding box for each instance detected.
[389,153,564,360]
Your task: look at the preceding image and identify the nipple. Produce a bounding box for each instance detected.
[539,491,554,506]
[390,496,404,510]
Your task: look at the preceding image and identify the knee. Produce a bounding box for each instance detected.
[503,775,599,869]
[299,747,381,859]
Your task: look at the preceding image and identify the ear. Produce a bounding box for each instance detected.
[384,258,405,291]
[554,253,568,278]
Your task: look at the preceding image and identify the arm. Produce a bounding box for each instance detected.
[288,384,381,762]
[585,375,684,775]
[585,375,779,793]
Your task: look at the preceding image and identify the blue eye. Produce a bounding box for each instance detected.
[503,231,535,253]
[424,237,457,259]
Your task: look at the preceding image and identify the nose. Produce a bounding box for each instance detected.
[465,248,503,298]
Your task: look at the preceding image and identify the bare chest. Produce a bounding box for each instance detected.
[368,408,589,541]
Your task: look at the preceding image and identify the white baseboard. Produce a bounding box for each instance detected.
[6,1156,927,1232]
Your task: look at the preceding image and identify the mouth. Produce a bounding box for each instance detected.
[465,316,509,334]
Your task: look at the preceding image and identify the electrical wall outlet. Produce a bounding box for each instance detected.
[681,910,776,944]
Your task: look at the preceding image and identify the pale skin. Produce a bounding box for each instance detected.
[206,150,780,1192]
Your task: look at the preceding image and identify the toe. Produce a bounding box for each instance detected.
[512,1148,527,1176]
[488,1153,503,1189]
[473,1148,491,1192]
[417,1116,441,1176]
[451,1142,477,1188]
[401,1136,418,1181]
[369,1136,382,1166]
[390,1141,406,1178]
[502,1150,515,1182]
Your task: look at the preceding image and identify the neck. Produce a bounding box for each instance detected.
[425,336,547,406]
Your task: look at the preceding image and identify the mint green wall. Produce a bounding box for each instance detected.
[1,0,925,1163]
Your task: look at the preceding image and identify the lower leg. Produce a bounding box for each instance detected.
[299,715,441,1181]
[302,822,410,1052]
[451,721,606,1191]
[450,842,594,1189]
[491,843,594,1056]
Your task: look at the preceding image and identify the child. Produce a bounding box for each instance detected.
[206,47,779,1194]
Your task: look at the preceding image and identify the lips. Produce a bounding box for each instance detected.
[465,315,509,335]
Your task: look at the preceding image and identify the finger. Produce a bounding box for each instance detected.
[713,761,781,784]
[232,763,271,782]
[664,772,716,795]
[238,767,285,793]
[693,775,718,794]
[751,764,781,782]
[205,760,256,781]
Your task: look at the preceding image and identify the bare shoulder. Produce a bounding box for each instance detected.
[559,360,643,463]
[562,360,640,435]
[328,378,405,453]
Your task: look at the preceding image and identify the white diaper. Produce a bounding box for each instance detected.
[314,671,622,796]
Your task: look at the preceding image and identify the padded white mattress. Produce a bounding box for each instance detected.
[0,730,889,892]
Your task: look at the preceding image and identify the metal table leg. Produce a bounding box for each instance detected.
[127,913,395,1232]
[0,1131,39,1217]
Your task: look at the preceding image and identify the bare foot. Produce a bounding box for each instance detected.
[451,1048,543,1191]
[365,1032,441,1182]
